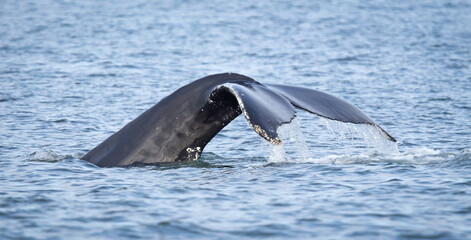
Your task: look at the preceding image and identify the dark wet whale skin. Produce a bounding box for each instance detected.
[82,73,246,167]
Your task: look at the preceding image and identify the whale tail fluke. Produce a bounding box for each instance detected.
[82,73,396,167]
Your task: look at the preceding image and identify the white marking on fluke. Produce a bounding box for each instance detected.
[186,146,202,160]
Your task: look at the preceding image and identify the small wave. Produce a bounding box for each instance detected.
[25,25,48,34]
[329,55,358,62]
[462,148,471,153]
[87,73,118,78]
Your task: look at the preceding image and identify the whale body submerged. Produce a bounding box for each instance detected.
[82,73,395,167]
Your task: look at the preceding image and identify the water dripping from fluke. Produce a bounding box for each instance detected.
[268,117,400,164]
[318,118,399,155]
[268,118,310,163]
[268,118,467,166]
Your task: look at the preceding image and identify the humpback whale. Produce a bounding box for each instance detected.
[82,73,395,167]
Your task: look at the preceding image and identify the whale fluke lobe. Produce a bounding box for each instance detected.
[213,82,296,144]
[266,84,397,142]
[82,73,395,167]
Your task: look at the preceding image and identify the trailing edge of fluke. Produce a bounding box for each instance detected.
[82,73,396,167]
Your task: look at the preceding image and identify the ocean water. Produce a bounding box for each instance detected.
[1,0,470,239]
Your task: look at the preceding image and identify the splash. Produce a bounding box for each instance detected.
[292,147,453,165]
[28,149,74,162]
[267,117,465,165]
[318,118,399,154]
[268,118,310,163]
[268,117,400,163]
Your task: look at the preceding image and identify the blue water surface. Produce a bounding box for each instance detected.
[1,0,470,239]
